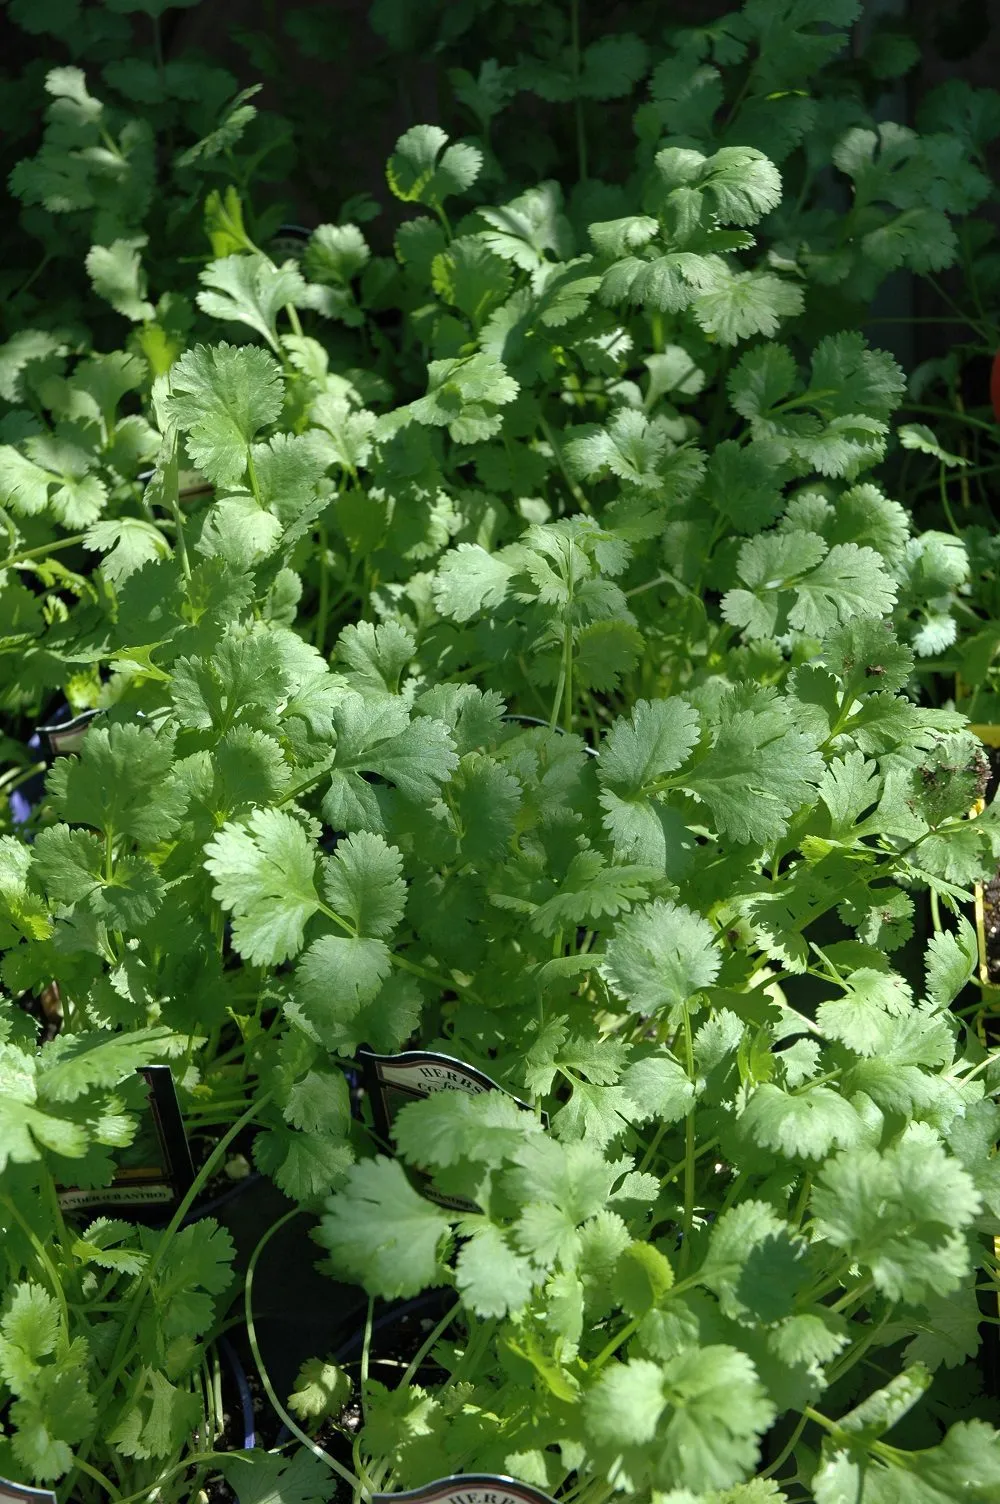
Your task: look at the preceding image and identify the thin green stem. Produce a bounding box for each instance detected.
[824,1312,890,1389]
[717,1167,750,1218]
[912,460,1000,493]
[245,1208,365,1496]
[391,950,480,1001]
[41,1164,75,1267]
[549,650,567,733]
[679,1005,697,1277]
[70,1455,123,1501]
[830,1277,873,1314]
[539,412,589,512]
[563,618,574,734]
[10,250,54,305]
[938,464,962,538]
[246,445,264,507]
[804,1405,836,1434]
[0,760,45,795]
[319,892,480,1000]
[105,1451,230,1504]
[0,1196,70,1335]
[760,1411,811,1481]
[924,275,994,343]
[315,524,331,656]
[636,1119,669,1176]
[625,569,691,600]
[278,761,336,806]
[163,441,191,584]
[905,402,999,436]
[399,1301,462,1390]
[96,1095,272,1409]
[590,1315,641,1372]
[719,68,753,132]
[360,1294,375,1424]
[1,533,87,569]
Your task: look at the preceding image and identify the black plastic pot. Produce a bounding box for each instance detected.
[199,1171,455,1454]
[270,223,312,262]
[271,1288,451,1449]
[221,1177,370,1404]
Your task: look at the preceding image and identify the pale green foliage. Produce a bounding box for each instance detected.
[0,10,998,1504]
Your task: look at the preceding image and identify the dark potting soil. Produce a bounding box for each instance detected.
[187,1121,261,1206]
[198,1294,455,1503]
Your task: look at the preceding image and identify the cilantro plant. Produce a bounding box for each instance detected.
[0,1000,243,1498]
[1,2,1000,1502]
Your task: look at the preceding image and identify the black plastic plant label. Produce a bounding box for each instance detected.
[372,1476,557,1504]
[57,1065,195,1217]
[36,707,102,759]
[359,1050,535,1141]
[358,1050,537,1211]
[0,1480,58,1503]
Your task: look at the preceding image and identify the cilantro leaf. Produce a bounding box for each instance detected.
[0,835,52,946]
[323,694,458,833]
[85,236,155,322]
[585,1346,775,1493]
[321,830,406,938]
[0,1045,88,1169]
[290,933,394,1052]
[478,181,574,270]
[925,919,978,1009]
[317,1157,453,1297]
[48,724,187,845]
[305,222,371,284]
[204,809,319,965]
[565,410,674,489]
[196,253,307,352]
[455,1225,538,1318]
[35,1027,186,1103]
[685,689,823,845]
[143,1218,235,1341]
[433,543,516,622]
[811,1124,982,1303]
[387,125,482,213]
[431,236,512,325]
[219,1447,334,1504]
[84,518,171,583]
[601,899,720,1019]
[694,267,804,344]
[396,353,518,443]
[166,342,284,488]
[700,1201,806,1324]
[740,1083,865,1161]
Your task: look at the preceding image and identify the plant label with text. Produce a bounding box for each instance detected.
[359,1049,530,1142]
[359,1049,537,1211]
[57,1065,195,1218]
[373,1477,557,1504]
